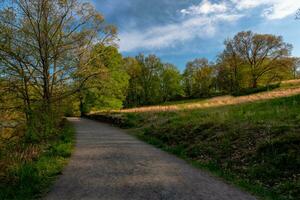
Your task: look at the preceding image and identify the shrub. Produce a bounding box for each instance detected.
[232,83,280,96]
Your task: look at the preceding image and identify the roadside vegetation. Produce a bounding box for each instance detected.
[89,93,300,200]
[0,119,75,199]
[0,0,121,198]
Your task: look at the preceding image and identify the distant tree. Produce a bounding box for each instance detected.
[193,65,215,97]
[290,57,300,79]
[160,63,183,102]
[183,58,215,97]
[136,54,163,105]
[183,58,208,97]
[124,55,183,107]
[217,39,244,93]
[265,57,299,83]
[77,45,129,115]
[123,57,143,107]
[231,31,292,88]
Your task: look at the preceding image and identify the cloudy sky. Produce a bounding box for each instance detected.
[91,0,300,70]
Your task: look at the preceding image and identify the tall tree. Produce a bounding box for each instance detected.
[183,58,215,97]
[78,44,129,114]
[136,54,163,105]
[217,39,244,93]
[290,57,300,79]
[160,63,183,102]
[231,31,292,88]
[124,55,184,107]
[123,57,142,107]
[0,0,116,127]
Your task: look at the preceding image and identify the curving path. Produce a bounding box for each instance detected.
[45,118,256,200]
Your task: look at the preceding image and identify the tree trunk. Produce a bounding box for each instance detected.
[79,95,84,117]
[252,78,258,88]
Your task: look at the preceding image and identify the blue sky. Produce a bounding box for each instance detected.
[91,0,300,70]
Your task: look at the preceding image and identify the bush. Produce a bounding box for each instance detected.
[0,120,75,199]
[232,83,280,96]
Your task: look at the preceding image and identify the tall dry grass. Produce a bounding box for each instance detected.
[118,87,300,113]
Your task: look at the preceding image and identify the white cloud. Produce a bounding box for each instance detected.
[119,13,241,52]
[181,0,228,15]
[232,0,265,10]
[262,0,300,20]
[232,0,300,19]
[119,0,299,52]
[183,0,300,20]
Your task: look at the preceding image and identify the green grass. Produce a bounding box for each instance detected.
[279,80,300,89]
[0,120,75,200]
[94,94,300,200]
[148,80,300,108]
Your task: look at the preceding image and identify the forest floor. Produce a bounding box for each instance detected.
[45,118,256,200]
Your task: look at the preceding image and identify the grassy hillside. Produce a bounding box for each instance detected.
[89,93,300,200]
[115,81,300,114]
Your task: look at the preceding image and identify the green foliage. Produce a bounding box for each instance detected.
[232,83,280,96]
[25,108,63,142]
[124,54,184,107]
[0,0,117,121]
[0,120,75,200]
[183,58,216,98]
[216,31,294,93]
[81,31,297,111]
[160,64,184,101]
[137,54,164,105]
[1,6,299,199]
[0,3,114,197]
[79,44,129,113]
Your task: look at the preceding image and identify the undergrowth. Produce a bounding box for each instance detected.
[0,119,75,199]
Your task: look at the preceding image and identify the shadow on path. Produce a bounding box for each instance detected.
[45,118,256,200]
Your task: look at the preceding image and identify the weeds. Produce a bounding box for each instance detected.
[0,119,75,200]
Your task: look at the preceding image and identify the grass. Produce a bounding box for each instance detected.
[279,79,300,89]
[114,80,300,113]
[90,94,300,200]
[0,119,75,200]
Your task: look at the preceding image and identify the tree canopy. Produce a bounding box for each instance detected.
[0,0,117,134]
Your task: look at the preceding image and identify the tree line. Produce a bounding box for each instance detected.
[121,31,298,108]
[77,30,299,111]
[0,0,119,140]
[75,30,299,111]
[1,0,299,136]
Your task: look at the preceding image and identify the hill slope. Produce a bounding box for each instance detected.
[89,83,300,200]
[117,82,300,113]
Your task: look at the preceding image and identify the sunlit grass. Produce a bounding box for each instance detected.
[117,85,300,113]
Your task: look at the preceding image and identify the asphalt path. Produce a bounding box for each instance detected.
[45,117,256,200]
